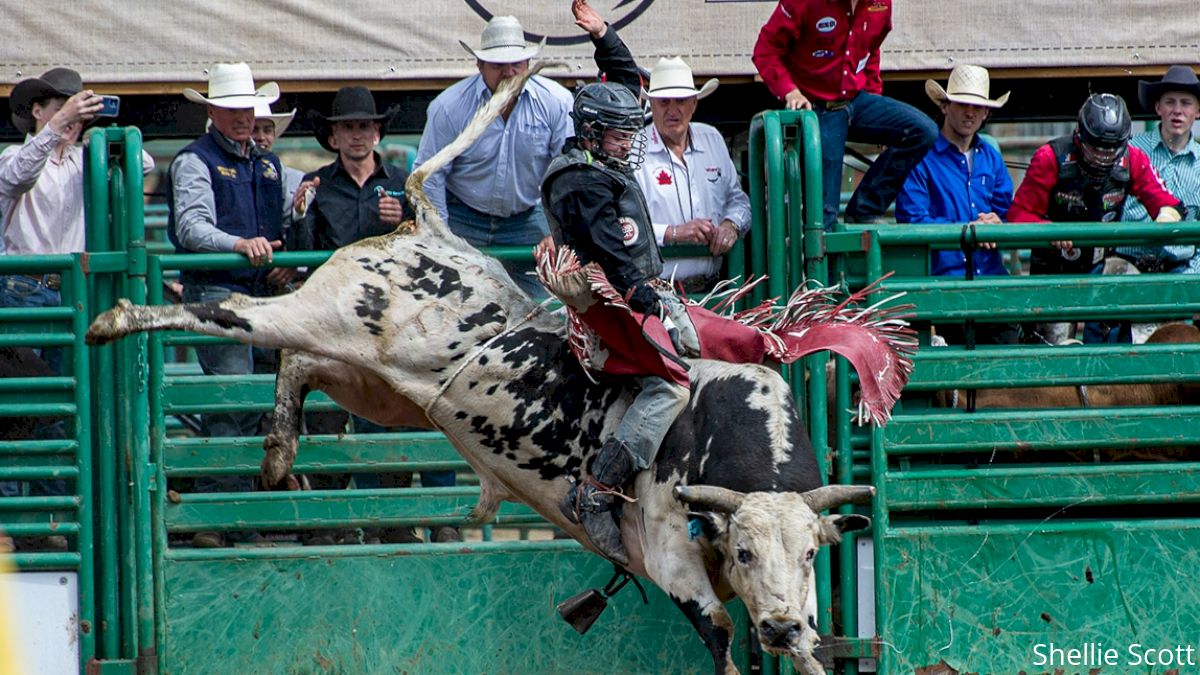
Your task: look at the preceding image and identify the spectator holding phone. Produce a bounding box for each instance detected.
[0,67,153,534]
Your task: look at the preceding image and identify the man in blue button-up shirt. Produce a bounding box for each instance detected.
[897,65,1017,343]
[414,16,573,298]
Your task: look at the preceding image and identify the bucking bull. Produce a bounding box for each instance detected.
[85,67,914,675]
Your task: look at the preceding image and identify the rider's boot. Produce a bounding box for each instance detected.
[561,438,636,566]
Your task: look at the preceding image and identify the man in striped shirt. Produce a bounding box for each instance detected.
[1117,66,1200,273]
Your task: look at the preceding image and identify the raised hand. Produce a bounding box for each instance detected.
[572,0,607,38]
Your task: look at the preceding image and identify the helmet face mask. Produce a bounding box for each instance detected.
[572,83,647,171]
[1074,93,1131,178]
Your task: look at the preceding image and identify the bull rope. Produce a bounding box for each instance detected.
[422,301,551,420]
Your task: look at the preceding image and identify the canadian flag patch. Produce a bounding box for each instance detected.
[656,169,672,185]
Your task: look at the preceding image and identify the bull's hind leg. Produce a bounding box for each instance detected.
[86,294,322,352]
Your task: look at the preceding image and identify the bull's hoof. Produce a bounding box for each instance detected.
[261,433,299,487]
[85,299,135,345]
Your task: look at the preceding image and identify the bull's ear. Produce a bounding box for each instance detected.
[816,514,870,545]
[689,512,728,542]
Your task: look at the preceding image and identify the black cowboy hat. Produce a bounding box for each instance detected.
[1138,65,1200,111]
[309,86,400,152]
[10,68,83,135]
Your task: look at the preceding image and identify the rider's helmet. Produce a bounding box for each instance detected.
[1073,93,1132,179]
[571,82,646,171]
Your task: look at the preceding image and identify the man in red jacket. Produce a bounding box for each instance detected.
[1009,93,1184,344]
[752,0,937,228]
[1009,93,1184,276]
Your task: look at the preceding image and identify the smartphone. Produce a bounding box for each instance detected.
[97,95,121,117]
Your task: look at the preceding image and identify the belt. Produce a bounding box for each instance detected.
[22,273,61,291]
[447,192,535,220]
[815,98,854,111]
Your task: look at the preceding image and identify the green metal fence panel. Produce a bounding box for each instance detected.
[878,520,1200,673]
[158,543,750,675]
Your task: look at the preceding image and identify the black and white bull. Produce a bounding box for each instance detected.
[85,67,878,675]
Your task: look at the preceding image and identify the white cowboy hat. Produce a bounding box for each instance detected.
[925,64,1009,109]
[459,16,545,64]
[183,62,279,109]
[645,57,719,100]
[253,100,295,137]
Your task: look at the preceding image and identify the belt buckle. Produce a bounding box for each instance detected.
[45,274,61,291]
[825,99,851,111]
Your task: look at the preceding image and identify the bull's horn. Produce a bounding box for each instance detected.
[800,485,876,513]
[674,485,746,514]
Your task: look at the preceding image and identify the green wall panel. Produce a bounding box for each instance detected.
[161,542,749,674]
[878,521,1200,674]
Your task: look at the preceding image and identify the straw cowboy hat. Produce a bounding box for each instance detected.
[1138,65,1200,110]
[645,57,719,100]
[10,67,84,134]
[459,16,545,64]
[925,64,1009,109]
[254,100,295,137]
[309,86,400,152]
[183,62,279,109]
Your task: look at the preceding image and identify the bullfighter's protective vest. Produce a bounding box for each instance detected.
[167,129,284,292]
[1032,135,1132,274]
[543,146,664,285]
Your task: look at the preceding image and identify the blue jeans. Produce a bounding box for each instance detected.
[815,92,938,228]
[0,274,67,497]
[614,377,691,470]
[446,193,548,299]
[184,284,270,493]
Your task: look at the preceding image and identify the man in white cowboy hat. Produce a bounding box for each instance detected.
[1116,65,1200,274]
[634,56,750,293]
[895,64,1019,344]
[168,62,293,546]
[414,14,573,298]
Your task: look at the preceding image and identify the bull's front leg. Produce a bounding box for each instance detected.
[638,484,739,675]
[261,349,311,488]
[672,595,739,675]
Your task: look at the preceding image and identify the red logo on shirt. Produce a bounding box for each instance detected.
[656,170,672,186]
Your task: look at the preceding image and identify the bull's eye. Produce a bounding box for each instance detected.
[737,548,753,565]
[804,548,816,562]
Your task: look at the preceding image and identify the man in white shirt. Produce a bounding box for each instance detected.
[634,58,751,294]
[415,15,573,297]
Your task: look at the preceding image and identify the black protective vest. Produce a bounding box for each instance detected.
[1032,136,1132,274]
[543,146,664,284]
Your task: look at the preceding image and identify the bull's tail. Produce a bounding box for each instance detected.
[406,63,560,232]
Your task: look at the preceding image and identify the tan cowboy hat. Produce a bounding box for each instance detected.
[645,57,719,100]
[925,64,1009,109]
[459,16,545,64]
[253,100,295,137]
[183,62,279,109]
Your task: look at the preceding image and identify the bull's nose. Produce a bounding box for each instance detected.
[759,618,802,647]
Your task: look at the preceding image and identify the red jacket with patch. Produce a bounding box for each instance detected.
[752,0,891,102]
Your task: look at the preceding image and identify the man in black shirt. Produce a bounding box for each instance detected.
[290,87,459,544]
